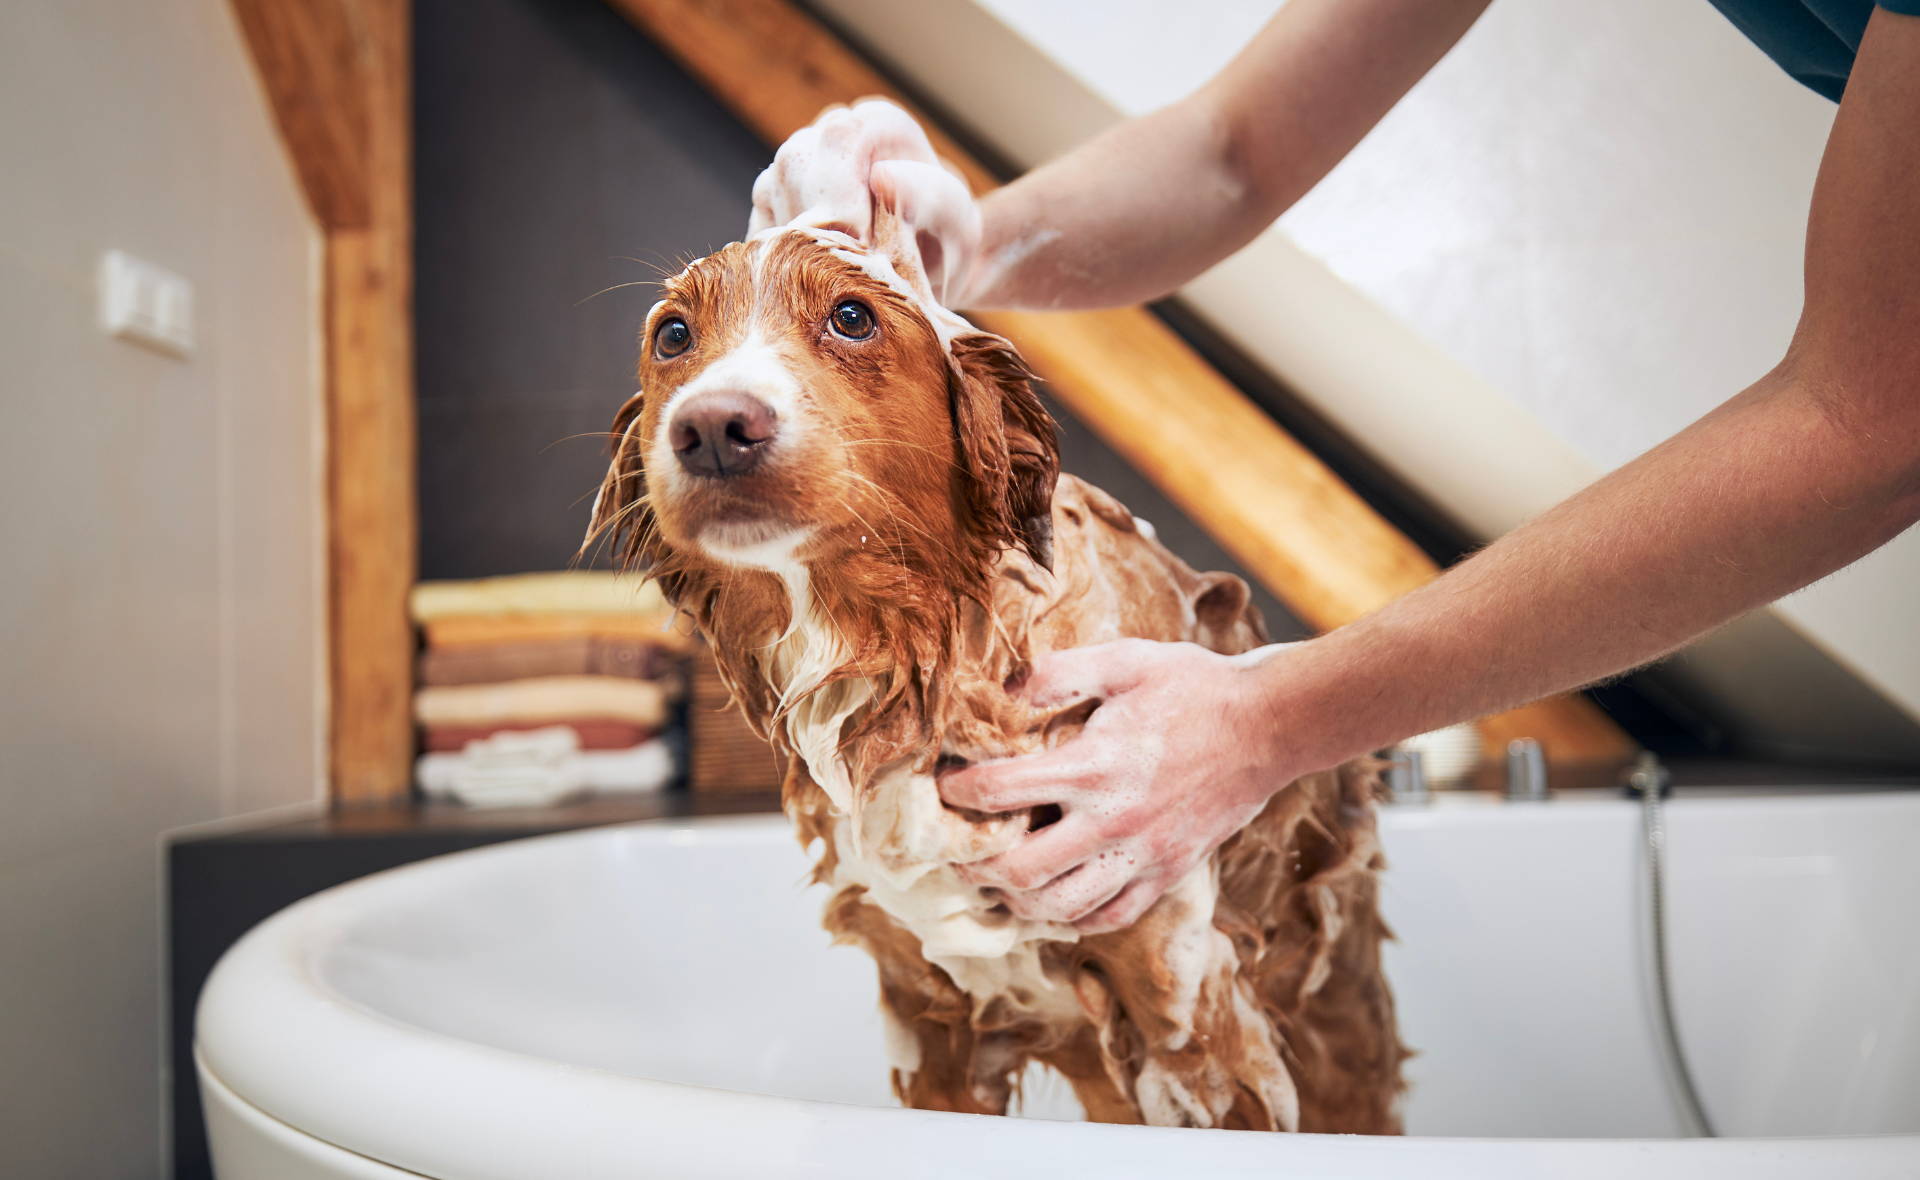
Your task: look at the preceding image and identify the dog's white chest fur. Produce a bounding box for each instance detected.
[765,580,1081,1032]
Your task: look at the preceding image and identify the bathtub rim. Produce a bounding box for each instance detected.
[199,1059,426,1180]
[194,800,1920,1180]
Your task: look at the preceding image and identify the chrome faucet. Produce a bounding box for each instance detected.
[1623,750,1672,798]
[1504,738,1550,801]
[1385,748,1431,804]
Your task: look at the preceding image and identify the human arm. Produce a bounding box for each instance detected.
[941,6,1920,931]
[747,0,1491,308]
[963,0,1491,308]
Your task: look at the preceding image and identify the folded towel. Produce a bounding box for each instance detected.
[420,719,657,753]
[570,740,675,793]
[416,634,681,687]
[421,612,691,651]
[412,676,671,728]
[409,571,669,621]
[415,728,675,806]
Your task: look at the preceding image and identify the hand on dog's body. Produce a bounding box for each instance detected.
[942,640,1300,933]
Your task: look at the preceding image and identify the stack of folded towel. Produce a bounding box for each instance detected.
[410,572,690,807]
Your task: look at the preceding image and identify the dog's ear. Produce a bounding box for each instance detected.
[1191,570,1269,650]
[582,389,654,569]
[947,332,1060,570]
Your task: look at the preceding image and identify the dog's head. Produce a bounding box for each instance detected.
[588,225,1058,604]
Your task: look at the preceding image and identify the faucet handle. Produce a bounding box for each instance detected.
[1504,738,1550,801]
[1622,750,1672,798]
[1385,747,1431,804]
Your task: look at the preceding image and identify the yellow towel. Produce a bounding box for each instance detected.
[413,676,672,728]
[420,612,694,651]
[409,571,669,621]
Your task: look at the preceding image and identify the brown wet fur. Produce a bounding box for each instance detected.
[587,224,1406,1134]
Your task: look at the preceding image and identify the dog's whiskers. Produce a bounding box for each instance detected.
[837,437,967,471]
[842,471,971,567]
[573,279,663,307]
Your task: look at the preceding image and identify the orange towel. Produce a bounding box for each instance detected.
[420,720,658,753]
[416,635,682,686]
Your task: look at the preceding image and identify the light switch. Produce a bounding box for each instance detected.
[99,249,194,359]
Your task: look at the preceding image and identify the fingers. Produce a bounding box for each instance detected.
[745,110,860,239]
[1020,639,1162,710]
[958,814,1105,891]
[845,97,939,166]
[747,98,983,302]
[937,746,1088,813]
[997,851,1135,924]
[1075,877,1162,935]
[749,99,940,242]
[747,166,778,236]
[870,159,980,304]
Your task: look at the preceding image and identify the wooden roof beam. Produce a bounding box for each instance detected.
[230,0,375,230]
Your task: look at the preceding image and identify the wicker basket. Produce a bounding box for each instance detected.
[686,644,787,795]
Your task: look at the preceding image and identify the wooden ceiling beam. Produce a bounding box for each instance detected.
[233,0,416,805]
[230,0,375,229]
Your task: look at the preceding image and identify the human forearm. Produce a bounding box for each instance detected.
[935,8,1920,928]
[961,0,1492,310]
[1252,9,1920,773]
[1256,366,1920,772]
[960,100,1254,310]
[939,373,1917,927]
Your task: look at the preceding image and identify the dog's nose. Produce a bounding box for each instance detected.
[669,391,778,478]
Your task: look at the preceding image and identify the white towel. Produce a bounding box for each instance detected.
[416,727,675,808]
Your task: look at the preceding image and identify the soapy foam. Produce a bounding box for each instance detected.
[761,591,1086,1066]
[764,572,864,809]
[966,225,1061,307]
[878,1000,923,1074]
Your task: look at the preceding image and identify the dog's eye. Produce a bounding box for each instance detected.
[829,300,876,340]
[654,317,693,358]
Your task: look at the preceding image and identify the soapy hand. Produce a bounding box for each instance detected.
[749,98,982,304]
[939,639,1301,934]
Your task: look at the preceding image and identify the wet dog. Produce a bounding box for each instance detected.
[586,216,1404,1130]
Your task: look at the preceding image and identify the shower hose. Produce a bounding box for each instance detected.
[1633,755,1718,1138]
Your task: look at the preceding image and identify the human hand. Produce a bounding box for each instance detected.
[938,639,1305,934]
[748,98,981,304]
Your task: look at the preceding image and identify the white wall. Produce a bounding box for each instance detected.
[821,0,1920,740]
[0,1,324,1174]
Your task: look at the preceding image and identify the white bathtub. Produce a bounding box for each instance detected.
[197,789,1920,1178]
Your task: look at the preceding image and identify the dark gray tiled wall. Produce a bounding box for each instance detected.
[415,0,766,578]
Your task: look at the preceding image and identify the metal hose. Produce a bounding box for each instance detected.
[1633,755,1718,1138]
